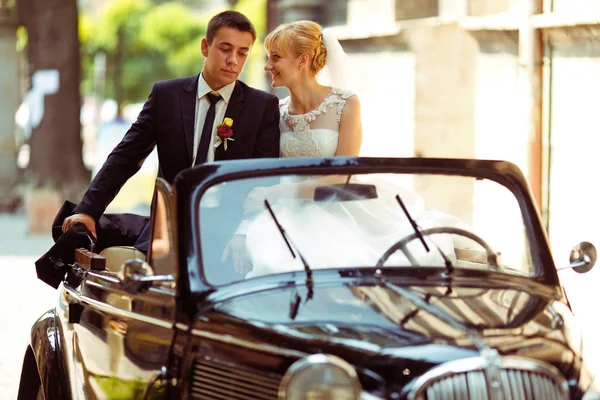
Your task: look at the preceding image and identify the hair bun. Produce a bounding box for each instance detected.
[311,36,327,74]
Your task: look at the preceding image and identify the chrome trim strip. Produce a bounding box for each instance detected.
[406,355,570,400]
[86,269,177,293]
[174,322,307,359]
[84,280,177,303]
[278,354,362,400]
[63,285,174,329]
[86,270,120,284]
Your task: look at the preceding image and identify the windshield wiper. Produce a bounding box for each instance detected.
[264,200,314,300]
[395,194,429,252]
[395,194,454,273]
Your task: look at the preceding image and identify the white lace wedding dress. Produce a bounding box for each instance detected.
[279,87,351,158]
[244,88,466,279]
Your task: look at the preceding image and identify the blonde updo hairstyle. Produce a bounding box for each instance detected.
[264,21,327,75]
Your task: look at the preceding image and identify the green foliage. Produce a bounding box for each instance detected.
[140,3,206,53]
[233,0,268,89]
[16,25,27,52]
[166,38,204,77]
[95,0,152,52]
[140,2,207,77]
[95,376,164,400]
[79,14,97,95]
[79,0,268,105]
[235,0,267,40]
[80,0,206,106]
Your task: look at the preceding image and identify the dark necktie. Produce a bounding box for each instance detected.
[195,92,221,165]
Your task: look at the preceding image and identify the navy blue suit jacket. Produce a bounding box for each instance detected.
[73,74,281,251]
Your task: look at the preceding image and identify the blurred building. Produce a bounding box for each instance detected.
[268,0,600,267]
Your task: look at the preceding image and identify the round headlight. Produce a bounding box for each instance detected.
[279,354,362,400]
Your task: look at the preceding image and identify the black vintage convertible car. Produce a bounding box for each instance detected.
[19,157,600,399]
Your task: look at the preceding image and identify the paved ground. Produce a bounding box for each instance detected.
[0,214,56,400]
[0,212,599,399]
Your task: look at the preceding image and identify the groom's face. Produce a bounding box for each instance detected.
[201,27,253,90]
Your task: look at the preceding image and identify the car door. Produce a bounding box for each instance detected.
[63,178,178,399]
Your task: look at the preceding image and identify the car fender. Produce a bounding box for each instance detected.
[25,308,73,400]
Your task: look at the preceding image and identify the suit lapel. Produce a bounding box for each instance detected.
[215,81,244,161]
[180,74,200,165]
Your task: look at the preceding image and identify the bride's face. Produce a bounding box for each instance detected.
[264,50,302,88]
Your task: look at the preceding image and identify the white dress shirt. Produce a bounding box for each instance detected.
[192,73,236,166]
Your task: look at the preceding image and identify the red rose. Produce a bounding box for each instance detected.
[217,124,233,139]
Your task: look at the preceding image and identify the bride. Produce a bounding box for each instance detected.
[222,21,362,274]
[222,21,463,278]
[263,21,362,159]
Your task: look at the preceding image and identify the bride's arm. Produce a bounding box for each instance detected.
[335,95,362,156]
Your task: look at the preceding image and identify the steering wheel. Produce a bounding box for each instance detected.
[375,227,499,270]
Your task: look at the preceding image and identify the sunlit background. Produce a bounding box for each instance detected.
[1,0,600,397]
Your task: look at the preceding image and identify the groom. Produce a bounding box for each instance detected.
[61,10,280,253]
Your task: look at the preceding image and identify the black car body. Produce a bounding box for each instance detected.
[19,157,600,400]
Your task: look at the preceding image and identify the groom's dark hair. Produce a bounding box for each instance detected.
[206,10,257,44]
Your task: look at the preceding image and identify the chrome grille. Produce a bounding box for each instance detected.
[190,359,281,400]
[425,369,565,400]
[408,356,570,400]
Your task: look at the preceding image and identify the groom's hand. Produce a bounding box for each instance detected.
[62,213,97,239]
[222,234,252,276]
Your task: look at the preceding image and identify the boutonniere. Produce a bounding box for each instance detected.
[214,117,234,151]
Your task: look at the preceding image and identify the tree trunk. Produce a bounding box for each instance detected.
[16,0,89,202]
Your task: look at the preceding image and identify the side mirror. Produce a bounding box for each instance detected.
[568,242,596,274]
[118,259,174,294]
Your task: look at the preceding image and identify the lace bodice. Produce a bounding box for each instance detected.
[279,87,355,157]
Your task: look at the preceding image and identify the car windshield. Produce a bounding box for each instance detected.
[198,172,534,285]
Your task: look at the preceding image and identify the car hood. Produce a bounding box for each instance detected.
[201,282,581,379]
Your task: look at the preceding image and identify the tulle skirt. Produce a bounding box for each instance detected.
[245,177,470,279]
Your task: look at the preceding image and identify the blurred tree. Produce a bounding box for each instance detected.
[16,0,89,198]
[83,0,155,116]
[139,2,207,77]
[80,0,207,113]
